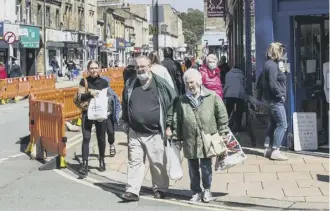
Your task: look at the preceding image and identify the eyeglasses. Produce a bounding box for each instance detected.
[89,67,99,70]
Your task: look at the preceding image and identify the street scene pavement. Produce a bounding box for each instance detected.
[0,97,240,211]
[65,129,330,210]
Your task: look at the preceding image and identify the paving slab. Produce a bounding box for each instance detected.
[64,130,330,209]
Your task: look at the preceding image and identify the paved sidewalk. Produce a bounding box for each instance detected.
[66,131,329,209]
[55,76,82,89]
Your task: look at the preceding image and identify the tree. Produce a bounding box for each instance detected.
[183,30,197,52]
[181,9,204,53]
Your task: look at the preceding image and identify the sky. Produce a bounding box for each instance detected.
[125,0,204,13]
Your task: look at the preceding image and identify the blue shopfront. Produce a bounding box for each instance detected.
[226,0,329,148]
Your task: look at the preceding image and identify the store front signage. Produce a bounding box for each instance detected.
[0,22,3,40]
[207,0,225,18]
[19,25,40,48]
[116,37,125,50]
[64,31,78,42]
[46,29,66,42]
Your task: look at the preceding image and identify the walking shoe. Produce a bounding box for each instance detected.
[264,148,272,158]
[99,157,106,172]
[270,149,288,161]
[188,193,202,204]
[121,192,139,202]
[154,191,165,199]
[109,144,116,157]
[79,160,88,177]
[202,189,212,203]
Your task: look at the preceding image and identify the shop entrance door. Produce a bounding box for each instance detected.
[294,16,329,147]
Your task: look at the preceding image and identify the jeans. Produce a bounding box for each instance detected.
[188,158,212,193]
[265,102,288,149]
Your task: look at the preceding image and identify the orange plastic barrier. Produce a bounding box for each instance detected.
[0,75,56,101]
[30,87,80,121]
[28,98,67,170]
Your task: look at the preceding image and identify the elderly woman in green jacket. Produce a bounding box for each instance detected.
[166,68,229,204]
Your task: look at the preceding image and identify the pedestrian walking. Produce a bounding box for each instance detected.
[200,54,224,99]
[223,66,246,132]
[74,60,109,176]
[257,42,288,161]
[162,47,185,95]
[166,68,229,204]
[121,55,177,201]
[148,51,175,89]
[101,76,121,157]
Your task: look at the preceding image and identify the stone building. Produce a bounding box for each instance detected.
[26,0,98,74]
[128,4,186,59]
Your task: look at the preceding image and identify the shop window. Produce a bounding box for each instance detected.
[37,4,42,26]
[45,6,50,27]
[55,9,60,29]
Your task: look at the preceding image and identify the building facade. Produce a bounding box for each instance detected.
[225,0,329,148]
[0,0,40,76]
[202,0,227,60]
[129,4,186,59]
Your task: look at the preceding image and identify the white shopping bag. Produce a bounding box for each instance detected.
[166,140,183,180]
[215,131,247,171]
[87,88,108,120]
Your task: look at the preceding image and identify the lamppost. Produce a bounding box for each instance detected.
[151,0,159,52]
[43,0,46,75]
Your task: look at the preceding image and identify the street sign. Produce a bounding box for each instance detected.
[4,32,16,44]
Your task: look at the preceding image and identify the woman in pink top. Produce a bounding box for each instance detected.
[200,54,223,98]
[0,62,7,79]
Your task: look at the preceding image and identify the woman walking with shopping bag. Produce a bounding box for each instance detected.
[73,60,109,177]
[166,68,229,204]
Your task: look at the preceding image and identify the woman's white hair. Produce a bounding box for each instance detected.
[206,54,218,63]
[183,68,202,85]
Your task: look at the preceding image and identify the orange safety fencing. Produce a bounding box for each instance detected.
[0,75,56,101]
[28,98,67,170]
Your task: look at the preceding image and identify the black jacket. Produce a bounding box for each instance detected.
[79,76,108,101]
[257,59,286,102]
[162,58,185,95]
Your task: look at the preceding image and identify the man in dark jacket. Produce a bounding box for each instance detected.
[162,47,185,95]
[121,55,177,202]
[123,59,136,83]
[9,59,22,78]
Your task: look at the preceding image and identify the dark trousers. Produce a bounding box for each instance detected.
[81,112,106,160]
[225,97,245,132]
[106,114,115,145]
[188,158,212,193]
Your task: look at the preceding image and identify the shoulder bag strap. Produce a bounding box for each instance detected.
[192,109,204,132]
[83,78,88,93]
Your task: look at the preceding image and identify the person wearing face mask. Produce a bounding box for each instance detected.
[200,54,223,99]
[76,60,109,177]
[166,68,229,204]
[121,55,177,202]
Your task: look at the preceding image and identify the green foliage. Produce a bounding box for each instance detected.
[181,9,204,51]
